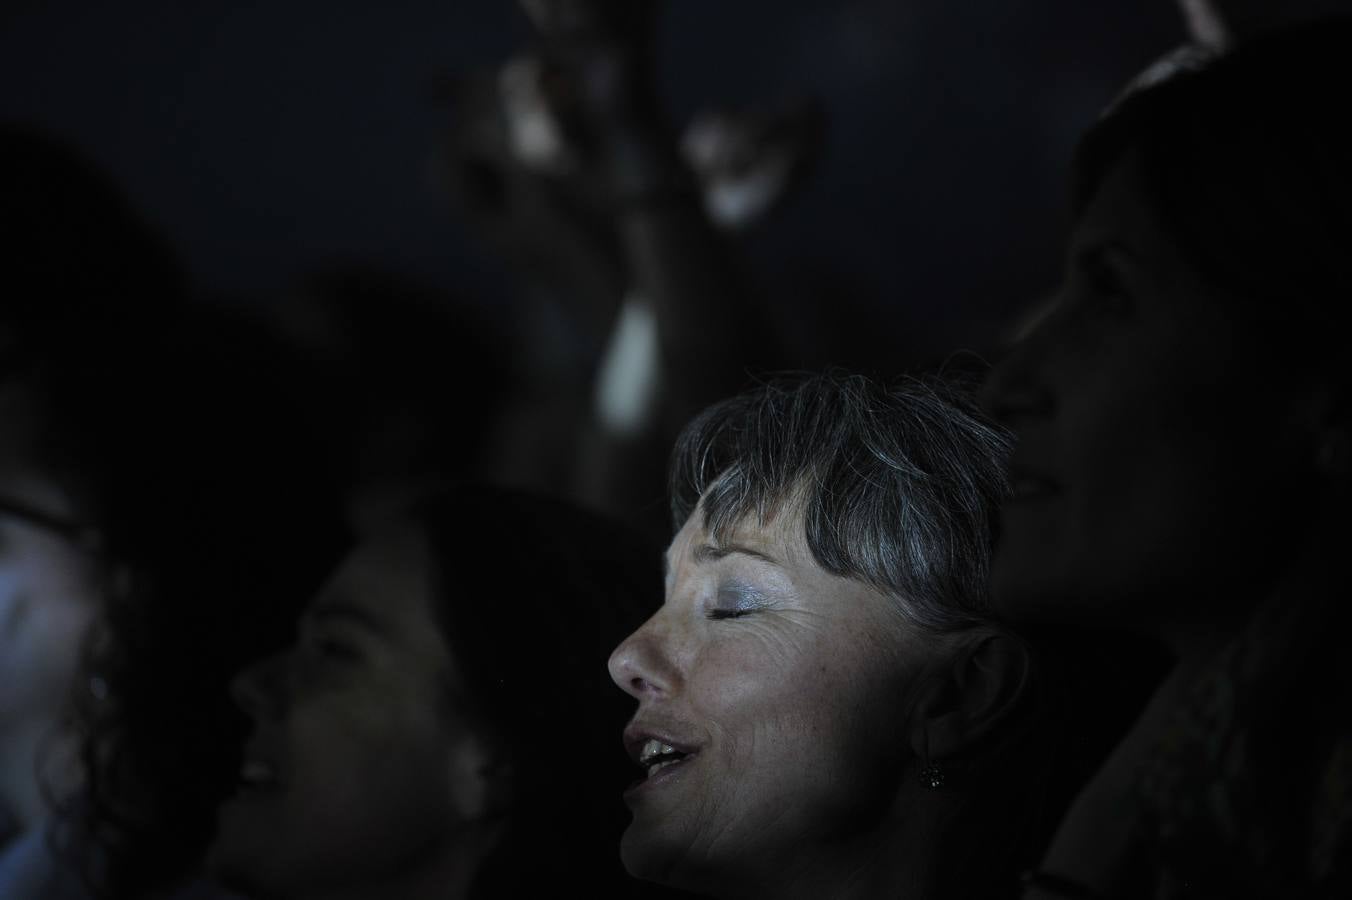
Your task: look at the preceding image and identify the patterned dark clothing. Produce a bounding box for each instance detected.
[1133,594,1352,898]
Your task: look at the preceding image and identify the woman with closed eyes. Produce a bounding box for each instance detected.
[607,372,1059,900]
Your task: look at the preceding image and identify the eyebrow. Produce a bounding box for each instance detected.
[691,543,781,567]
[661,542,785,582]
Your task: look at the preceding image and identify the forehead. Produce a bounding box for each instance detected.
[1074,146,1161,250]
[312,523,436,630]
[667,502,806,565]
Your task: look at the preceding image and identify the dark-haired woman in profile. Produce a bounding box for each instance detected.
[986,20,1352,898]
[205,486,681,900]
[0,124,342,900]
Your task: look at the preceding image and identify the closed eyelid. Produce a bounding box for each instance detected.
[716,585,758,605]
[714,580,776,610]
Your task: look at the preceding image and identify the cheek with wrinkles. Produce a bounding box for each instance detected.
[692,622,863,790]
[692,621,828,712]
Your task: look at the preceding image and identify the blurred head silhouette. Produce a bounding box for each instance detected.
[208,486,666,900]
[986,23,1352,639]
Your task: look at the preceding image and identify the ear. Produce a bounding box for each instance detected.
[908,629,1032,763]
[448,731,513,823]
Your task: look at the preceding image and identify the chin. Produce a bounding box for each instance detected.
[203,818,240,880]
[990,556,1050,622]
[991,562,1095,630]
[207,838,316,900]
[995,561,1153,638]
[621,822,755,899]
[618,822,671,882]
[206,812,292,898]
[619,821,706,893]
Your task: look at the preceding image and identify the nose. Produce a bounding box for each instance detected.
[982,300,1060,426]
[608,613,680,701]
[230,652,288,721]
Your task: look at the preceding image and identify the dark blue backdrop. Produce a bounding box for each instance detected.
[0,1,1181,363]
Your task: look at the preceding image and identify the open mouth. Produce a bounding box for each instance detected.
[235,757,281,792]
[623,724,700,795]
[638,739,694,778]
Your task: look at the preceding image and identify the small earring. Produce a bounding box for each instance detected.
[918,762,946,790]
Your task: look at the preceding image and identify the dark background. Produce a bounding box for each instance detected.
[0,0,1182,366]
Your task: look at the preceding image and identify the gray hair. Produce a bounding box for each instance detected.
[670,371,1012,633]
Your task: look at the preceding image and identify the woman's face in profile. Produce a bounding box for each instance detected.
[987,146,1315,634]
[207,525,490,898]
[608,505,926,894]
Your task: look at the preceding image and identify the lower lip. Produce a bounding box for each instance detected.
[623,754,697,801]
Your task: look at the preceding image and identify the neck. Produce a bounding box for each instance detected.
[1106,514,1350,799]
[1162,511,1348,667]
[717,792,963,900]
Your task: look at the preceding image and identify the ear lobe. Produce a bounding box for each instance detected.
[909,629,1033,763]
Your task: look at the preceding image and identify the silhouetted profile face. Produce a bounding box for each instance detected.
[607,504,928,895]
[0,382,102,744]
[207,524,491,898]
[986,147,1317,635]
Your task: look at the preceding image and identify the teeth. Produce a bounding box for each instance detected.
[639,739,678,765]
[646,758,683,778]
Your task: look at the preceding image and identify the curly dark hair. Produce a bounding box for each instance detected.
[46,316,346,900]
[3,125,346,899]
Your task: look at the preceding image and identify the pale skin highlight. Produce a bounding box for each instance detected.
[613,503,959,900]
